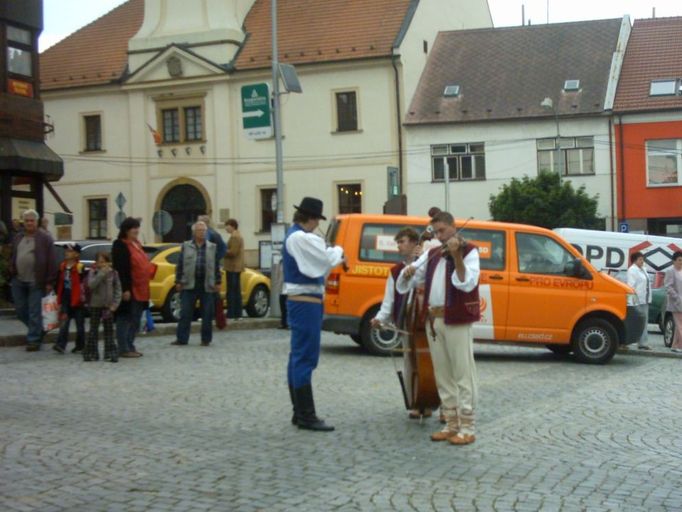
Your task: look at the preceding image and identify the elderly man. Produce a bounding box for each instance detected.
[10,209,57,351]
[172,221,221,347]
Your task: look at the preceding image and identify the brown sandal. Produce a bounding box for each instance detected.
[448,433,476,445]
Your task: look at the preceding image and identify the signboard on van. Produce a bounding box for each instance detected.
[554,228,682,272]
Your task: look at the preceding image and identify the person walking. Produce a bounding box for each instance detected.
[53,243,87,354]
[626,251,652,350]
[224,219,244,320]
[84,252,122,362]
[172,221,220,347]
[10,209,57,351]
[665,251,682,354]
[284,197,344,432]
[112,217,155,358]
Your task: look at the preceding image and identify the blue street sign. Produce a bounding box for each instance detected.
[619,222,629,233]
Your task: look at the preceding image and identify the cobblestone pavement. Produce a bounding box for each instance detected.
[1,330,681,512]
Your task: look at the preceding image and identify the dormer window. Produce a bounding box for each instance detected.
[443,85,461,98]
[563,79,580,92]
[649,79,678,96]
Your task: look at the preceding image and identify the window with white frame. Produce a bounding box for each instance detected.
[431,143,485,182]
[87,198,108,239]
[537,136,594,176]
[646,139,681,186]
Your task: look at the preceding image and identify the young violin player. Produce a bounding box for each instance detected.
[283,197,345,432]
[397,211,481,445]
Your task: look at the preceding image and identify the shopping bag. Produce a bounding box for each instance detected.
[41,292,60,332]
[215,295,227,330]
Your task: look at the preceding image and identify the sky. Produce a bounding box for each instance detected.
[40,0,682,51]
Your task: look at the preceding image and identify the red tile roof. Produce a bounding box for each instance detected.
[40,0,413,91]
[614,17,682,113]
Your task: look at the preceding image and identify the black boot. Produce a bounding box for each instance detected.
[288,384,297,425]
[294,385,334,432]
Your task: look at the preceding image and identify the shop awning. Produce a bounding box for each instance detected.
[0,137,64,179]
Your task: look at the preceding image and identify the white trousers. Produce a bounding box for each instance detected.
[427,318,478,419]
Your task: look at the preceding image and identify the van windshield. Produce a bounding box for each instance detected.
[516,232,574,275]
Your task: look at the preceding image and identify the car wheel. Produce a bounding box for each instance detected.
[572,318,618,364]
[359,306,401,356]
[161,290,182,323]
[663,314,675,348]
[546,344,572,356]
[350,334,363,345]
[246,285,270,317]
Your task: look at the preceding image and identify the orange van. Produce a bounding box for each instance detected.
[323,214,638,364]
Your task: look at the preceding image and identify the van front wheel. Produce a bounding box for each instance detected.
[572,318,618,364]
[360,306,401,356]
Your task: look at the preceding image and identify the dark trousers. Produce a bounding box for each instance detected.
[176,284,214,344]
[84,308,117,360]
[56,294,85,350]
[226,271,242,319]
[279,294,288,328]
[11,278,43,345]
[115,299,145,354]
[287,299,323,389]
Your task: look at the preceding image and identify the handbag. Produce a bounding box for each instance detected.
[215,294,227,330]
[41,292,60,332]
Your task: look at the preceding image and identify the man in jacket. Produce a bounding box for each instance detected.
[10,209,57,351]
[224,218,244,319]
[172,221,220,346]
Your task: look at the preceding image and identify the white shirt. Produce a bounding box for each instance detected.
[374,273,396,324]
[283,229,344,296]
[396,248,480,306]
[626,264,651,305]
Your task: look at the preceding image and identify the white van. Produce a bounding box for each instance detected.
[553,228,682,273]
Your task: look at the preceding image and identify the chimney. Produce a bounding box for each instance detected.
[128,0,256,73]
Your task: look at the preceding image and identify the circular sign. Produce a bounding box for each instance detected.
[114,211,127,228]
[152,210,173,236]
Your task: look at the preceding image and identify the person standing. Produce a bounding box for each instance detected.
[112,217,155,358]
[665,251,682,354]
[224,219,244,320]
[626,252,652,350]
[172,221,220,347]
[284,197,344,432]
[84,252,122,362]
[53,243,87,354]
[198,215,227,260]
[398,211,480,446]
[10,209,57,351]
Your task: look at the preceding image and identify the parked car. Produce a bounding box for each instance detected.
[607,269,674,347]
[54,240,112,267]
[146,244,271,321]
[323,214,634,364]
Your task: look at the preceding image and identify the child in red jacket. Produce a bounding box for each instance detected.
[53,243,87,354]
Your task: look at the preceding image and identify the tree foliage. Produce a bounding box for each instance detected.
[489,172,602,229]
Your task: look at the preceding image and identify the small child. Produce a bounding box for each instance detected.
[84,252,122,362]
[53,243,86,354]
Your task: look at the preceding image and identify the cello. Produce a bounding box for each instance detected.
[395,229,440,415]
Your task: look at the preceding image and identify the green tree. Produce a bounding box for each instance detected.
[489,172,602,229]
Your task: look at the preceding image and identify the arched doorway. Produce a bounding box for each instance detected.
[160,183,207,242]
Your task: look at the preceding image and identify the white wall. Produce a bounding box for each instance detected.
[405,116,616,225]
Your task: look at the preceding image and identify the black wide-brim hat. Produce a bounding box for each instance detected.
[294,197,326,220]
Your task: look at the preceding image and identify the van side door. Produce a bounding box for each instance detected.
[466,228,509,341]
[507,231,588,343]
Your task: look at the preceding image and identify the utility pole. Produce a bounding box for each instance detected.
[272,0,284,224]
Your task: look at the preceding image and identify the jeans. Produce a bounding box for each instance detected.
[56,302,86,350]
[226,271,242,319]
[176,284,214,344]
[115,299,146,354]
[634,304,649,345]
[11,278,44,345]
[287,299,323,388]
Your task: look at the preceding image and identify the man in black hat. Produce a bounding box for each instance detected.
[283,197,344,431]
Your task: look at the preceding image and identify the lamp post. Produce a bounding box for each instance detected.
[541,96,561,182]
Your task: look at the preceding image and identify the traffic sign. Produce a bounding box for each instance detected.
[152,210,173,236]
[241,83,272,140]
[619,222,629,233]
[115,192,126,210]
[114,211,127,228]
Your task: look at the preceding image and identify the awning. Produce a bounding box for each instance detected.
[0,137,64,179]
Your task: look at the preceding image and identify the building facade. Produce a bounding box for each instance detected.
[613,17,682,236]
[40,0,492,264]
[403,18,631,229]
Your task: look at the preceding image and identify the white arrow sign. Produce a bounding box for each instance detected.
[242,110,265,119]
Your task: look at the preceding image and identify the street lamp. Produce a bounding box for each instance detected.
[541,96,561,181]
